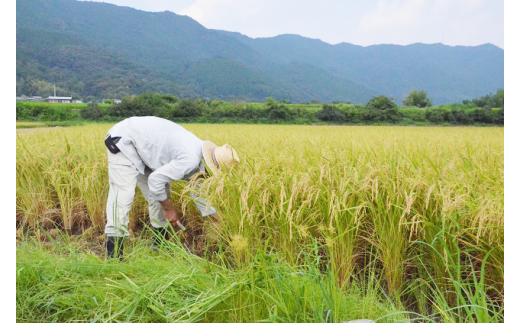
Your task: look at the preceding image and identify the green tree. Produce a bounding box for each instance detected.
[451,109,473,124]
[172,99,203,118]
[471,107,495,124]
[366,95,401,123]
[471,89,504,109]
[425,108,444,123]
[344,105,358,123]
[108,92,167,118]
[492,89,504,109]
[162,94,178,104]
[367,95,398,111]
[496,107,504,124]
[315,104,345,122]
[265,98,294,121]
[81,102,105,120]
[403,90,432,107]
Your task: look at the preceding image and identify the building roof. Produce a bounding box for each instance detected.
[46,96,72,100]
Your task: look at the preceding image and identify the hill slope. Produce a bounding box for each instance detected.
[16,0,503,104]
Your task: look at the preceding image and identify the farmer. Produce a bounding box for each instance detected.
[104,116,239,260]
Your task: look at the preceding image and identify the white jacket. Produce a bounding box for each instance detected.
[108,117,205,202]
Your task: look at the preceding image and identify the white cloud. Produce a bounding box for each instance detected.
[179,0,264,26]
[432,0,453,14]
[359,0,431,33]
[459,0,487,11]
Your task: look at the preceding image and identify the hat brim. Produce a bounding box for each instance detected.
[202,141,219,175]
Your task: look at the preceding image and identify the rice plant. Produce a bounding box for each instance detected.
[16,124,504,321]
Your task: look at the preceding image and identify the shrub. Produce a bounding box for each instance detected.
[162,94,178,104]
[315,104,345,122]
[80,102,105,120]
[343,105,359,123]
[265,98,294,121]
[451,109,474,124]
[471,89,504,109]
[171,99,203,118]
[108,93,168,118]
[155,107,171,119]
[471,107,495,124]
[442,109,456,123]
[400,108,427,122]
[239,105,262,121]
[209,102,244,119]
[366,95,397,111]
[366,96,401,123]
[16,102,47,120]
[358,106,377,122]
[403,90,432,107]
[425,108,445,123]
[496,108,504,124]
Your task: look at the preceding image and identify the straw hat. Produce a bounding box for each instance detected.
[202,141,240,174]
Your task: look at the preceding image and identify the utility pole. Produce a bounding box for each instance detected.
[54,84,56,97]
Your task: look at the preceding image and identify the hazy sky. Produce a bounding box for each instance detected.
[70,1,504,48]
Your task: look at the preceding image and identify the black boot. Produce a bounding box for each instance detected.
[151,227,170,251]
[107,236,124,261]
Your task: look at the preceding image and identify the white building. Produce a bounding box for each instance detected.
[26,96,43,101]
[17,95,44,101]
[44,96,72,103]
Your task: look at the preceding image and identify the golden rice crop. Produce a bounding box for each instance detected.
[16,122,47,129]
[16,123,504,313]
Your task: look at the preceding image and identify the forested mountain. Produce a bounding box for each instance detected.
[16,0,504,104]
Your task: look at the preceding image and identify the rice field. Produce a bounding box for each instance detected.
[16,124,504,322]
[16,122,47,128]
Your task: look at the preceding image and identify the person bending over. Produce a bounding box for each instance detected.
[104,116,239,260]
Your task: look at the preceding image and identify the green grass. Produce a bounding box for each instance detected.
[17,229,503,322]
[17,234,412,323]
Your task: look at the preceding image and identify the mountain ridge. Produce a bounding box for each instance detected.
[16,0,504,104]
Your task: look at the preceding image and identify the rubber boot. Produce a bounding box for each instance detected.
[106,236,124,261]
[151,227,170,252]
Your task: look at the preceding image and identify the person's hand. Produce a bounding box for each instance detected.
[159,199,180,227]
[164,208,180,227]
[211,212,220,223]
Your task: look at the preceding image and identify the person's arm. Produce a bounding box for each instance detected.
[149,158,198,227]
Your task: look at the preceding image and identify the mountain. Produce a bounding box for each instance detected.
[221,33,504,104]
[16,0,504,105]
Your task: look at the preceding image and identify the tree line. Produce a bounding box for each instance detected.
[16,90,504,126]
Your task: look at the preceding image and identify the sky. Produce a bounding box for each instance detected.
[80,0,504,48]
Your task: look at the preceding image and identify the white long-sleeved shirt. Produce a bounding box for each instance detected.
[108,117,205,202]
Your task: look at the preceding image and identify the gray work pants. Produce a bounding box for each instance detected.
[105,149,169,237]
